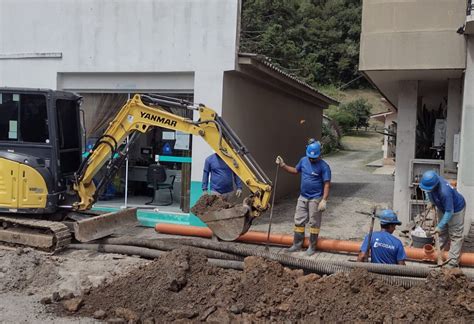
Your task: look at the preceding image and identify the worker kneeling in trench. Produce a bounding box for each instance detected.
[357,209,406,265]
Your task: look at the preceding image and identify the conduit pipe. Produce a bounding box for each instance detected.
[69,243,421,287]
[155,224,474,267]
[68,243,244,270]
[176,239,424,288]
[98,237,244,261]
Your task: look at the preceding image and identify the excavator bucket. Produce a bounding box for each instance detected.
[197,204,252,241]
[72,208,138,242]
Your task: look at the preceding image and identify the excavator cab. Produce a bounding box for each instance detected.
[0,88,136,251]
[0,88,83,212]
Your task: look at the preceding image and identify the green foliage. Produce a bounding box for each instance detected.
[326,98,372,133]
[326,105,357,132]
[341,98,372,129]
[241,0,364,88]
[321,121,340,154]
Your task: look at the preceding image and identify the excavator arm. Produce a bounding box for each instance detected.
[73,94,272,240]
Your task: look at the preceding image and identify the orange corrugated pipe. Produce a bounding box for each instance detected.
[155,223,474,267]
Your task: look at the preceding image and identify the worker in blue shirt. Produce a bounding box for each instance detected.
[202,153,242,200]
[357,209,406,265]
[276,141,331,256]
[419,170,466,268]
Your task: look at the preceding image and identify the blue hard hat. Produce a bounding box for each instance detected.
[379,209,402,226]
[419,170,440,192]
[306,141,321,159]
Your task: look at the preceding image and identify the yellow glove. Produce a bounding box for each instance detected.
[318,199,327,212]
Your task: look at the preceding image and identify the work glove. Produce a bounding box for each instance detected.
[275,156,285,167]
[433,226,442,235]
[235,189,242,198]
[318,199,327,212]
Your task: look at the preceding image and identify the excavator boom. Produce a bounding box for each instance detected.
[75,94,272,240]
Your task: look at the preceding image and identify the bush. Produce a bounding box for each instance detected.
[326,99,372,133]
[321,119,341,154]
[342,98,372,130]
[326,106,357,132]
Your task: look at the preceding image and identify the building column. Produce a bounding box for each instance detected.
[190,70,225,206]
[393,81,418,225]
[445,78,462,171]
[458,37,474,235]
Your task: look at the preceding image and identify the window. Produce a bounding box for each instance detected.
[57,99,80,150]
[0,92,49,143]
[56,99,81,174]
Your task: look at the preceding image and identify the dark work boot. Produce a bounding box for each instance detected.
[287,226,304,252]
[287,227,305,252]
[306,228,320,256]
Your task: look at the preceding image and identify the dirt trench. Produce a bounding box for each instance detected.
[65,247,474,323]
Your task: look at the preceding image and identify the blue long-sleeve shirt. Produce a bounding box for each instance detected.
[202,154,242,194]
[427,177,465,229]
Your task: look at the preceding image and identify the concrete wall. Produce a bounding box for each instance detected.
[0,0,241,191]
[393,81,418,224]
[360,0,466,71]
[222,72,323,198]
[459,37,474,233]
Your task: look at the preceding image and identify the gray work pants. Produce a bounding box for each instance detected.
[437,208,465,267]
[294,196,322,234]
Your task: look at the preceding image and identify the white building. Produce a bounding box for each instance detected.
[360,0,473,235]
[0,0,335,224]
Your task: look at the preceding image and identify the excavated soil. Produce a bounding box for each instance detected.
[191,194,234,216]
[71,248,474,323]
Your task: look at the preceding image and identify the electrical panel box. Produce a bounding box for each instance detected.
[409,159,444,188]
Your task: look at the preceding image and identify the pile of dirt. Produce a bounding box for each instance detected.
[70,248,474,322]
[191,194,234,216]
[0,248,59,293]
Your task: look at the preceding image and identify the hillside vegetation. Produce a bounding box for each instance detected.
[241,0,363,88]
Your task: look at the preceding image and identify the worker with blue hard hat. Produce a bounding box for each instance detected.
[419,170,466,268]
[357,209,407,265]
[275,140,331,256]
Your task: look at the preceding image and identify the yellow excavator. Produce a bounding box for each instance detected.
[0,88,272,251]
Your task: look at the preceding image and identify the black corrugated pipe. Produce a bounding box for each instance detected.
[97,237,244,261]
[179,240,427,287]
[68,244,244,270]
[70,243,423,288]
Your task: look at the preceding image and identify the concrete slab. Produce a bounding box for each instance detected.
[372,165,396,175]
[366,158,384,167]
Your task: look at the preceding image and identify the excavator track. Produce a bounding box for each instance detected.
[0,216,71,253]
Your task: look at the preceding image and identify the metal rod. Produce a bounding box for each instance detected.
[265,165,279,251]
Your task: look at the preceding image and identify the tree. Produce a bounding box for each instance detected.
[341,98,372,130]
[241,0,364,88]
[326,106,357,132]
